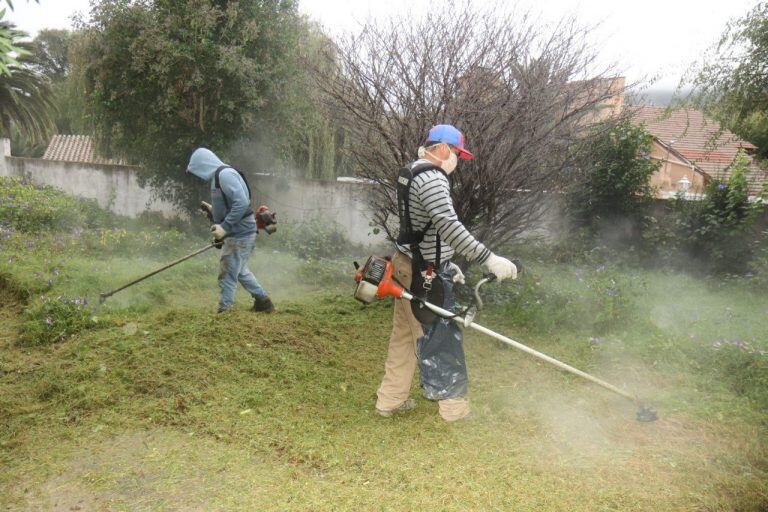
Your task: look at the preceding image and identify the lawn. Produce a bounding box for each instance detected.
[1,179,766,511]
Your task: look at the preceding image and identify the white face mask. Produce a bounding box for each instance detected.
[424,144,458,174]
[442,151,458,174]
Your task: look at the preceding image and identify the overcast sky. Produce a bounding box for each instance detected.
[5,0,759,90]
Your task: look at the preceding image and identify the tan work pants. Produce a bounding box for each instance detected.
[375,251,470,421]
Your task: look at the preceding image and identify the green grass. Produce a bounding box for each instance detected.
[1,182,767,510]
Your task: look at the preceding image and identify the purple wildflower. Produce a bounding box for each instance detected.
[718,183,727,190]
[26,242,34,248]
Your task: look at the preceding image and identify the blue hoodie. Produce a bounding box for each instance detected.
[187,148,257,238]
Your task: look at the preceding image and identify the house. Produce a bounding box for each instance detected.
[631,106,767,199]
[42,134,125,166]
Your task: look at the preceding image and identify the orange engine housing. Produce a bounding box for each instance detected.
[354,256,405,302]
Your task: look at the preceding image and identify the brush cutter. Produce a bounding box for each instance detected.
[98,239,224,304]
[353,255,658,422]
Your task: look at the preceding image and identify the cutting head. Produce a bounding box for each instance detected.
[636,405,658,422]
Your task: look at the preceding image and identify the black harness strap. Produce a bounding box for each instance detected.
[396,162,447,268]
[214,165,255,221]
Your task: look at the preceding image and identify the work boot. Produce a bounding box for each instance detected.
[376,399,415,417]
[252,296,275,313]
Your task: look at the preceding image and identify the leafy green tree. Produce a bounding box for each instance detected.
[28,28,90,135]
[692,2,768,157]
[225,21,351,180]
[81,0,302,207]
[566,119,660,243]
[30,28,70,80]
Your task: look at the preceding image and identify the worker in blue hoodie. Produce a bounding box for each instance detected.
[187,147,275,313]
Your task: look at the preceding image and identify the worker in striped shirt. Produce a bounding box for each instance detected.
[376,124,518,422]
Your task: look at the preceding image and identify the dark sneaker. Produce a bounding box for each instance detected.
[376,399,415,417]
[252,297,275,313]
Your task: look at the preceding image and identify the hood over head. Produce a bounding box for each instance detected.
[187,147,225,181]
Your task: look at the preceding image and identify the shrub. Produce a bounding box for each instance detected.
[0,177,114,232]
[18,295,100,346]
[565,120,660,244]
[261,217,354,260]
[645,150,765,274]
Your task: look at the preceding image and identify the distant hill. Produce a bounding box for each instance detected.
[627,88,693,107]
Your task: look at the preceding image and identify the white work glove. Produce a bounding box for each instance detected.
[483,253,518,282]
[448,262,465,285]
[211,224,227,240]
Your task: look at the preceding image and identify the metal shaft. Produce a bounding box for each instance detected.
[402,290,637,403]
[99,242,217,303]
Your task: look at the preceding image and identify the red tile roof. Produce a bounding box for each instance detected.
[632,106,767,196]
[42,135,125,165]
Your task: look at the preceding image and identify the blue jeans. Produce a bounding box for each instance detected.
[218,234,269,311]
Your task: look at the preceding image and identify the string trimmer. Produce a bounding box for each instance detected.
[98,240,221,304]
[353,255,658,422]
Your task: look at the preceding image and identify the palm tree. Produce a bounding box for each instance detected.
[1,1,40,74]
[0,22,55,145]
[2,1,40,11]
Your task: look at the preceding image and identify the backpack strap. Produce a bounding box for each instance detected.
[214,165,255,221]
[396,162,446,270]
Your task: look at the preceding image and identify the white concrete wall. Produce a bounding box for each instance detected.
[0,138,10,175]
[1,155,179,218]
[0,139,386,246]
[245,175,385,246]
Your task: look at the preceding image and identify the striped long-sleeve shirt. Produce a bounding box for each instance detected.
[396,160,491,265]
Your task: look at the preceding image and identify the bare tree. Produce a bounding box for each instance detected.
[312,2,629,251]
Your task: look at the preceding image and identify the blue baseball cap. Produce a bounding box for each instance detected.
[426,124,474,159]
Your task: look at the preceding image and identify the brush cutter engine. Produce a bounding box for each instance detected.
[256,205,277,234]
[200,202,277,235]
[353,256,405,303]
